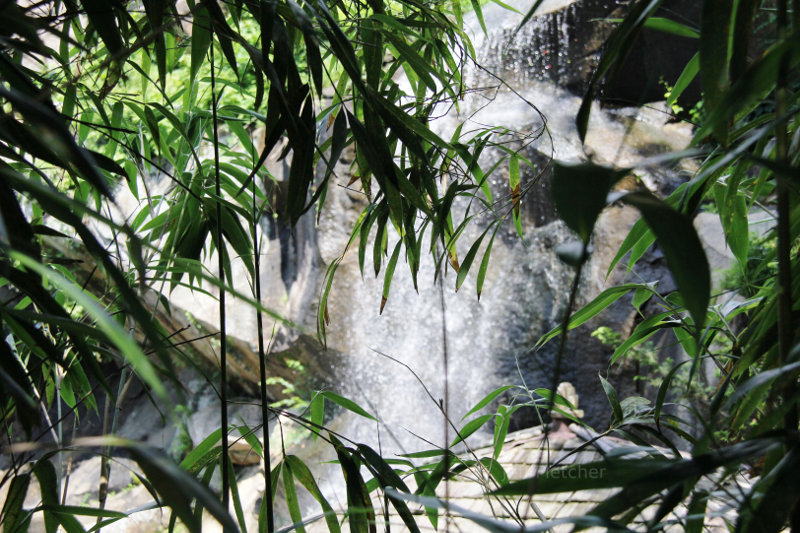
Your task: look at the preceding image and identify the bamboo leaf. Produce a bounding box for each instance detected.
[621,192,710,331]
[33,460,60,533]
[470,0,487,34]
[11,252,166,400]
[577,0,663,141]
[330,434,376,533]
[380,239,403,314]
[537,284,641,347]
[283,462,305,533]
[451,414,493,446]
[724,360,800,410]
[320,391,378,421]
[737,445,800,533]
[462,385,518,420]
[310,392,324,441]
[191,4,212,86]
[1,473,31,533]
[700,1,731,134]
[551,162,627,243]
[600,375,623,425]
[80,0,124,55]
[455,228,489,292]
[285,456,341,533]
[667,52,699,109]
[356,445,420,533]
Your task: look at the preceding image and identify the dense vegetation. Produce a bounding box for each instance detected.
[0,0,798,532]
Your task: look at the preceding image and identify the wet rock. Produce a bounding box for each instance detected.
[467,0,701,108]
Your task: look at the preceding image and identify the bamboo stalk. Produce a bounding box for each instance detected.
[210,27,231,508]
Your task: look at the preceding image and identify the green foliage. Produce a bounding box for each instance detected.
[1,0,798,531]
[514,0,800,530]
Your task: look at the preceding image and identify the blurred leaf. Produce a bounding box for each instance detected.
[386,488,621,533]
[33,460,60,533]
[737,445,800,533]
[12,252,167,399]
[667,52,699,110]
[0,338,38,434]
[495,436,783,496]
[724,360,800,410]
[700,1,731,139]
[621,192,710,330]
[81,0,124,56]
[122,443,238,533]
[696,37,800,143]
[1,473,31,533]
[551,162,626,243]
[0,88,112,196]
[684,490,709,533]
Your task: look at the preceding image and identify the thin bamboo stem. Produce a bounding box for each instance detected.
[775,0,798,432]
[210,28,231,507]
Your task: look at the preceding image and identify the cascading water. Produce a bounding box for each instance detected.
[311,0,695,457]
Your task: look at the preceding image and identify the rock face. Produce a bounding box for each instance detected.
[467,0,617,95]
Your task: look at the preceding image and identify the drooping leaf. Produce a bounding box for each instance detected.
[456,228,489,292]
[282,462,306,533]
[600,375,623,425]
[700,0,732,138]
[330,434,376,533]
[80,0,124,56]
[356,445,420,533]
[620,192,710,331]
[475,224,497,301]
[551,162,627,243]
[123,442,238,533]
[191,4,212,87]
[380,239,403,314]
[1,473,31,533]
[285,456,341,533]
[33,459,60,533]
[309,392,324,441]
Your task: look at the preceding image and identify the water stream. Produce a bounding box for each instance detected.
[312,0,694,456]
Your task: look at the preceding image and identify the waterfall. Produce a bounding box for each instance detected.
[313,0,694,454]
